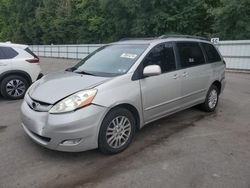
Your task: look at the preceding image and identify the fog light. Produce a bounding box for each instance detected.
[60,138,82,146]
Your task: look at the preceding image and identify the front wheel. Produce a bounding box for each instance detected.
[98,108,136,154]
[200,85,219,112]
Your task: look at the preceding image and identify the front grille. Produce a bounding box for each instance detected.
[26,95,52,112]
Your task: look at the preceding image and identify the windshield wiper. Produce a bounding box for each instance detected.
[65,67,77,72]
[74,70,95,76]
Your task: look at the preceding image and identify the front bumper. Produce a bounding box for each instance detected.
[21,100,107,152]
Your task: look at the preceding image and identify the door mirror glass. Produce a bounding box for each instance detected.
[143,65,161,77]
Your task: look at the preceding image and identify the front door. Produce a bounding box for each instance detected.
[139,42,182,123]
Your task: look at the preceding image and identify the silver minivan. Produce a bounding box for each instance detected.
[21,35,226,154]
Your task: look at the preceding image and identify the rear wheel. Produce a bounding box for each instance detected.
[98,108,136,154]
[0,75,29,100]
[200,85,219,112]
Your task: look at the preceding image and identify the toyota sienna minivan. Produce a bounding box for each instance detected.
[21,35,226,154]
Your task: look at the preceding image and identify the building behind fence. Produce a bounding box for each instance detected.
[30,40,250,70]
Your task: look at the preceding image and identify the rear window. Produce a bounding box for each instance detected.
[25,47,38,58]
[0,47,18,59]
[202,43,221,63]
[176,42,205,68]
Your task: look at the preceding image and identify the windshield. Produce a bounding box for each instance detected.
[74,44,148,77]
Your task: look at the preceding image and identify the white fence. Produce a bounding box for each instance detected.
[30,44,104,59]
[216,40,250,70]
[30,40,250,70]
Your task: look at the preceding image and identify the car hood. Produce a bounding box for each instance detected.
[29,72,111,104]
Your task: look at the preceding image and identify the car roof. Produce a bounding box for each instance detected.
[0,42,28,49]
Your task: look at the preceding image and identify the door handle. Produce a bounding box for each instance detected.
[172,74,179,79]
[0,63,7,66]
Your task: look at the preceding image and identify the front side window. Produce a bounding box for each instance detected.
[0,47,18,59]
[143,42,176,73]
[201,43,221,63]
[176,42,205,68]
[74,44,148,77]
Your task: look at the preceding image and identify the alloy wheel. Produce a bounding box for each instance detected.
[6,79,26,97]
[208,89,218,109]
[106,116,132,149]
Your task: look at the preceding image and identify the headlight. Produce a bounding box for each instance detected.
[49,89,97,114]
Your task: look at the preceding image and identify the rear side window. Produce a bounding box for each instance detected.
[176,42,205,68]
[202,43,221,63]
[143,42,176,73]
[25,47,38,58]
[0,48,5,59]
[0,47,18,59]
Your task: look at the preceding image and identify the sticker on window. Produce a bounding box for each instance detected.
[189,58,194,63]
[120,53,137,59]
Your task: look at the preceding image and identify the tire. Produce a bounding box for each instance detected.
[0,75,29,100]
[98,107,136,154]
[200,85,219,112]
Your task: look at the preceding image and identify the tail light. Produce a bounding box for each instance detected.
[26,57,39,63]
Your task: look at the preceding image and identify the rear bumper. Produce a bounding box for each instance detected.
[221,77,226,94]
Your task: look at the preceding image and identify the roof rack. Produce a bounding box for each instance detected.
[119,37,156,41]
[119,35,209,42]
[158,34,209,41]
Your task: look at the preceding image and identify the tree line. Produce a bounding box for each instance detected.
[0,0,249,44]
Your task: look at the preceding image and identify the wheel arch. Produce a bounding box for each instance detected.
[105,103,141,131]
[211,80,222,95]
[0,70,32,85]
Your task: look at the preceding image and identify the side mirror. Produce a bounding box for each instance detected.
[143,65,161,77]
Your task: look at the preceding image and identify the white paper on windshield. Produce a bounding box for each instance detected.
[120,53,137,59]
